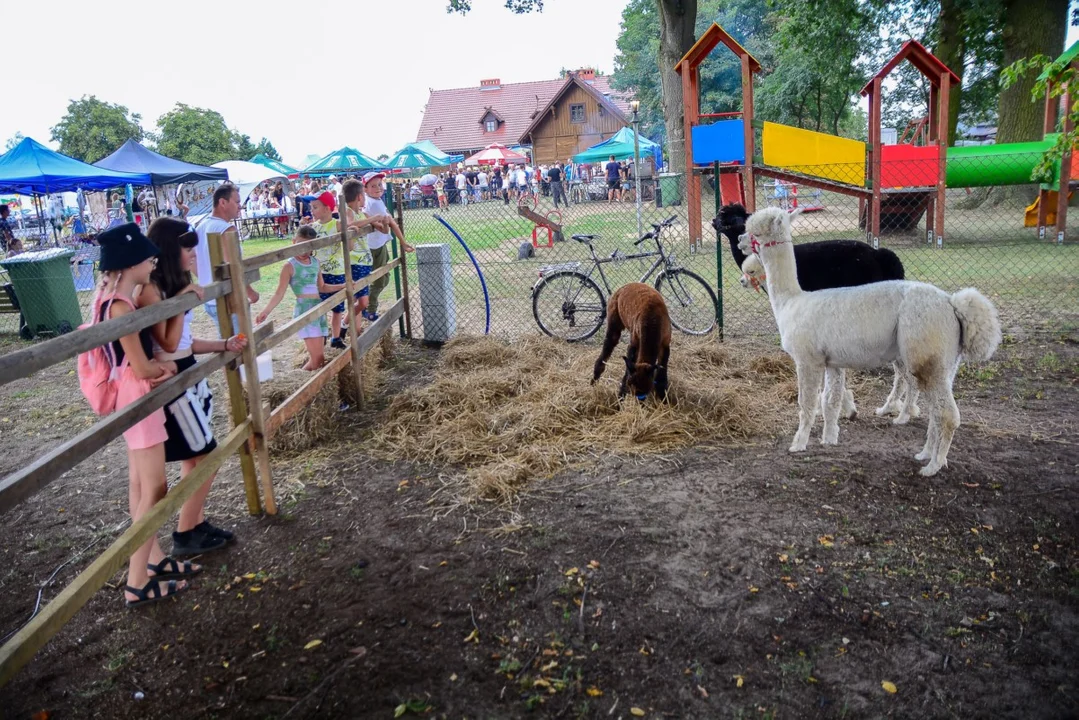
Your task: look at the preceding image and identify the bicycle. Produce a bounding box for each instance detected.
[531,215,719,342]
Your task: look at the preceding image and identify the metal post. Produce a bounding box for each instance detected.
[632,107,642,241]
[713,161,723,340]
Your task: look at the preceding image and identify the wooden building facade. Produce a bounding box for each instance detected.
[519,72,630,165]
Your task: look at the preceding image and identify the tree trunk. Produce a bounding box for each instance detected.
[996,0,1067,144]
[657,0,698,174]
[935,0,965,145]
[982,0,1068,206]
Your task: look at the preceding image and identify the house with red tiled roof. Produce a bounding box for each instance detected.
[416,69,633,164]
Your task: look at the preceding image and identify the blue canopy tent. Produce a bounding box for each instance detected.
[94,139,228,185]
[408,140,463,165]
[0,137,151,195]
[572,127,662,169]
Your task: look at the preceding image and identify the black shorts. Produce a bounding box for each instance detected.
[607,178,620,190]
[163,355,217,462]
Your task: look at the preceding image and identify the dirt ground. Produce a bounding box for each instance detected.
[1,329,1077,720]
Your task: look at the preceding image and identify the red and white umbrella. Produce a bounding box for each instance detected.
[464,144,529,166]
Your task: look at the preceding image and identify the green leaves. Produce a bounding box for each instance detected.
[154,103,235,166]
[49,96,144,163]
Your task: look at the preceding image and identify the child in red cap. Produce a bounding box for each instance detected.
[306,190,350,347]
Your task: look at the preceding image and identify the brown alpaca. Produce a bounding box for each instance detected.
[591,283,672,400]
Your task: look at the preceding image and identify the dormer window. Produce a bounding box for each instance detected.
[485,120,497,132]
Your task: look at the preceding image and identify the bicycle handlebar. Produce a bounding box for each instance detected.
[634,231,654,246]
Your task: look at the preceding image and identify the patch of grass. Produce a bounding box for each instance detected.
[1036,351,1062,374]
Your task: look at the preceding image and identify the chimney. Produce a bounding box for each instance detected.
[480,78,501,90]
[578,68,596,81]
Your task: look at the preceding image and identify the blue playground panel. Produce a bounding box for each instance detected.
[692,119,745,165]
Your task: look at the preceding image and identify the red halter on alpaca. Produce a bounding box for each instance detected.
[591,283,672,401]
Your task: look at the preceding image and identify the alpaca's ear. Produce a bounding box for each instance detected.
[769,212,786,239]
[789,207,804,223]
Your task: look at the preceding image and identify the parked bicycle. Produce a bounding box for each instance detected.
[531,215,718,341]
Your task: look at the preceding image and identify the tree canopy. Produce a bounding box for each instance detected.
[49,96,144,163]
[4,132,24,152]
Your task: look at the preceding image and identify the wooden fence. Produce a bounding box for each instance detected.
[0,196,411,685]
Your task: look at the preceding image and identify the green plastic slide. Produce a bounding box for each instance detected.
[945,137,1056,188]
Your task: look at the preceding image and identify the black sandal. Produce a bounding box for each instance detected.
[147,557,202,581]
[124,578,188,608]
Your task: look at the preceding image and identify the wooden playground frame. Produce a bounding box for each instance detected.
[0,195,411,685]
[675,23,1073,247]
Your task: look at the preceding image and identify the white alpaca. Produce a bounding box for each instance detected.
[740,208,1001,476]
[740,252,920,423]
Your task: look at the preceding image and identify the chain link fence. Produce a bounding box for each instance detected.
[2,153,1075,343]
[398,153,1076,343]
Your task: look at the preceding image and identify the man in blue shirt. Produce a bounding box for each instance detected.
[605,155,622,203]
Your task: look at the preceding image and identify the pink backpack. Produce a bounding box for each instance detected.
[77,294,135,415]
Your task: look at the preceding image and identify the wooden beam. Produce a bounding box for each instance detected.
[266,347,353,437]
[355,299,404,358]
[0,351,233,514]
[752,166,871,199]
[223,230,276,515]
[0,271,257,387]
[0,421,251,686]
[741,54,757,213]
[1056,75,1073,243]
[339,193,366,412]
[208,231,262,516]
[934,71,950,246]
[870,78,883,246]
[241,227,372,273]
[256,291,346,356]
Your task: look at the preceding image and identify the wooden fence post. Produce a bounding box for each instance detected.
[220,229,277,515]
[208,231,261,515]
[339,193,366,410]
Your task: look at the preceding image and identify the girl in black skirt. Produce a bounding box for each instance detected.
[142,217,248,557]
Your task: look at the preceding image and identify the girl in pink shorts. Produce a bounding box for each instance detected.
[96,223,195,608]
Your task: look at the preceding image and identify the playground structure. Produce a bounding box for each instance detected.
[518,203,565,248]
[676,24,1077,248]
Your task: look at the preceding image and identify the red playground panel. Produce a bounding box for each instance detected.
[880,144,941,188]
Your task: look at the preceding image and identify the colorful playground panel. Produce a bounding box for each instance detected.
[691,119,746,165]
[880,144,940,188]
[945,138,1057,188]
[761,122,866,187]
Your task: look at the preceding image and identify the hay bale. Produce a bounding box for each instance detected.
[369,335,799,505]
[256,379,341,456]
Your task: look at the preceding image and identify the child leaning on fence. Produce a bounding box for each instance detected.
[140,217,248,558]
[256,226,346,371]
[303,191,349,347]
[360,172,413,320]
[338,178,392,341]
[89,223,201,608]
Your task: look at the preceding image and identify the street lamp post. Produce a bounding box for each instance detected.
[630,99,642,240]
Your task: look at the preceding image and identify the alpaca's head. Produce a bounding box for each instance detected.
[621,355,667,401]
[712,203,749,238]
[739,253,766,292]
[740,206,799,257]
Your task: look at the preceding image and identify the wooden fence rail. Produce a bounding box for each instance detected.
[0,204,411,686]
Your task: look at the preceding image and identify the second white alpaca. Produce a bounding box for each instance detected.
[741,207,1001,476]
[740,253,920,422]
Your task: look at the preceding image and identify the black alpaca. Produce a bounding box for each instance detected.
[713,203,905,290]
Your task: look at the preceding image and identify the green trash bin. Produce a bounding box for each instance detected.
[0,248,82,337]
[657,173,683,207]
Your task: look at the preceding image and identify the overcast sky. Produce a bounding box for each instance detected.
[5,2,1077,168]
[1,0,630,168]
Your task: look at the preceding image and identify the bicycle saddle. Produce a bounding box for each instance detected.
[572,234,598,243]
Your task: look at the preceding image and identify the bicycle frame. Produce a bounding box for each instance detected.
[576,225,678,296]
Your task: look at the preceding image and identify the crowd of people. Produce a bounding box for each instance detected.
[85,171,414,607]
[396,156,641,210]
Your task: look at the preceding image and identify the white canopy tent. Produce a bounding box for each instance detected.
[186,160,287,227]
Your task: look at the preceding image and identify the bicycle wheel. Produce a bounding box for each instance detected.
[532,271,607,342]
[654,269,718,336]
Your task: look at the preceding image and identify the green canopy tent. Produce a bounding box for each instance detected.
[407,140,463,165]
[249,154,299,177]
[572,127,661,164]
[303,147,382,176]
[384,145,448,170]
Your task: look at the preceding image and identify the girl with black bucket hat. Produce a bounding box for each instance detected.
[95,222,196,607]
[141,217,248,556]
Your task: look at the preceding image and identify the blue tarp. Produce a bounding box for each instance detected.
[95,139,228,186]
[0,137,152,195]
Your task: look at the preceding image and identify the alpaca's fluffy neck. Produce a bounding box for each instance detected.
[725,225,749,268]
[758,240,802,310]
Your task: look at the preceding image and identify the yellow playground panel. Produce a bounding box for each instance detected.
[762,122,867,187]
